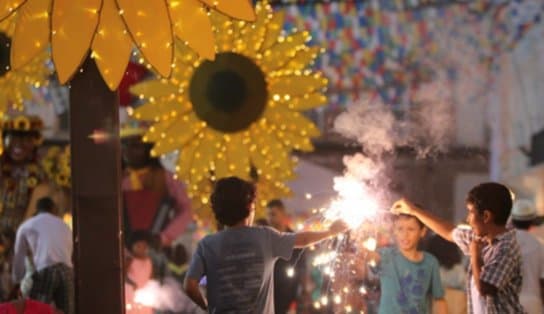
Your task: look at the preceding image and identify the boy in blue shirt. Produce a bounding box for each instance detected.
[359,214,447,314]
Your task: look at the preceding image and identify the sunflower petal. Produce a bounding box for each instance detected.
[260,31,310,72]
[51,0,101,83]
[191,133,220,177]
[284,46,321,71]
[176,138,200,179]
[117,0,173,77]
[0,0,25,21]
[268,107,320,138]
[224,133,250,178]
[131,79,179,100]
[269,74,328,97]
[91,0,132,90]
[209,11,233,52]
[152,118,203,157]
[237,1,269,57]
[173,42,199,68]
[169,0,215,60]
[284,93,327,111]
[10,0,51,69]
[142,120,172,142]
[261,10,284,50]
[133,98,192,122]
[199,0,255,21]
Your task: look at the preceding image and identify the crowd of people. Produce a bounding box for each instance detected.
[0,114,543,314]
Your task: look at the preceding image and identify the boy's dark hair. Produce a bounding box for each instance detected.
[425,235,462,270]
[394,213,425,228]
[128,230,152,248]
[266,199,285,210]
[511,219,532,230]
[466,182,512,226]
[211,176,256,226]
[36,197,56,214]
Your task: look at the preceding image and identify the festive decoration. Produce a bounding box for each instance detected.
[131,1,327,203]
[1,114,44,154]
[0,16,49,115]
[41,145,71,188]
[279,0,542,107]
[0,0,256,90]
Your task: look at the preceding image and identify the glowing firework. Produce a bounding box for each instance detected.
[312,251,337,266]
[286,267,295,278]
[362,237,377,251]
[324,175,381,228]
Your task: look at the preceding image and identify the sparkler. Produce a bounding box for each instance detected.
[323,175,383,229]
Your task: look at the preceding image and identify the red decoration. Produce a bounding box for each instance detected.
[118,62,149,107]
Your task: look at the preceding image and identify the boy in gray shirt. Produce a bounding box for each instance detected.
[184,177,348,313]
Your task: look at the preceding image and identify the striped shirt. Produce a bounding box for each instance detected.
[452,227,525,314]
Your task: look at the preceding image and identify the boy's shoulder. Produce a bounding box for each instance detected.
[200,226,274,242]
[494,229,522,256]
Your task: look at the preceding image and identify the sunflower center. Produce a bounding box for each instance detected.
[190,52,267,133]
[207,70,247,113]
[0,32,11,77]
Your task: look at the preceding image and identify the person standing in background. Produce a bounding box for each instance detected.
[121,131,193,247]
[266,199,308,313]
[510,199,544,314]
[12,197,73,314]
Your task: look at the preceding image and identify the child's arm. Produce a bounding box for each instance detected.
[294,220,349,248]
[183,278,208,311]
[433,299,448,314]
[391,198,455,242]
[470,238,498,296]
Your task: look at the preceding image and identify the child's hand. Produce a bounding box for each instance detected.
[470,238,485,257]
[329,219,349,235]
[390,198,416,215]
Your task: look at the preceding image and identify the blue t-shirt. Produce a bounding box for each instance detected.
[377,247,444,314]
[186,226,295,314]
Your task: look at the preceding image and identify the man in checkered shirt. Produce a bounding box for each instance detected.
[392,182,525,314]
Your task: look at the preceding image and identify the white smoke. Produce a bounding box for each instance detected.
[329,81,454,220]
[334,86,453,159]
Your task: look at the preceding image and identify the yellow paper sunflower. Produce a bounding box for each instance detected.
[0,0,256,90]
[0,16,49,113]
[131,1,327,193]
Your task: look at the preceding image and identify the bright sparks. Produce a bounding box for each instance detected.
[324,175,381,229]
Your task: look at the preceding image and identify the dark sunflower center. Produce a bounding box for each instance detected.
[207,70,247,113]
[190,52,267,133]
[0,32,11,77]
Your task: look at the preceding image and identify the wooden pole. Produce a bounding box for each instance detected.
[69,56,124,313]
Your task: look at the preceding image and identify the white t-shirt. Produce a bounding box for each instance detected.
[516,230,544,314]
[12,212,73,283]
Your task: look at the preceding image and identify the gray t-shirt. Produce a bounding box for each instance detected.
[187,226,296,314]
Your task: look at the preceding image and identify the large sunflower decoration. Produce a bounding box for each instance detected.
[0,0,255,90]
[0,16,49,114]
[130,1,327,222]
